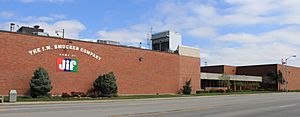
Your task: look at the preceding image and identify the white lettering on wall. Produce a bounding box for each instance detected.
[28,45,102,61]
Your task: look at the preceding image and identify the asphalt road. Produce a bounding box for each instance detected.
[1,93,300,117]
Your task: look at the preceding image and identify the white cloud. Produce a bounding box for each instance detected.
[224,0,277,16]
[204,43,299,66]
[203,26,300,66]
[21,14,65,22]
[154,2,217,31]
[98,29,145,44]
[0,11,14,18]
[0,12,85,39]
[96,23,152,44]
[222,0,300,25]
[187,27,217,38]
[217,33,259,43]
[23,16,54,22]
[50,20,86,38]
[0,22,10,30]
[95,2,218,43]
[77,1,300,67]
[216,27,300,46]
[51,14,65,19]
[0,12,84,39]
[0,20,86,39]
[261,27,300,45]
[153,0,300,28]
[149,0,300,66]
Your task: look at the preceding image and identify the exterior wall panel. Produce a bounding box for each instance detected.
[201,65,224,74]
[201,64,300,90]
[0,31,200,96]
[277,64,300,90]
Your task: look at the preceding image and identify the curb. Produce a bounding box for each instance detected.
[0,96,200,106]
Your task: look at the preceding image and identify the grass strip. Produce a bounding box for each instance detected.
[3,91,278,102]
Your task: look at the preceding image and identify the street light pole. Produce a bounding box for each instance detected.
[55,29,65,38]
[285,59,288,92]
[285,55,296,92]
[281,58,284,91]
[62,29,65,38]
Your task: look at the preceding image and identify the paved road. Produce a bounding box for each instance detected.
[1,93,300,117]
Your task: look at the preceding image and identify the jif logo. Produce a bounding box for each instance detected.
[56,58,78,72]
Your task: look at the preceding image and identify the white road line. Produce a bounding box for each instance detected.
[279,104,296,108]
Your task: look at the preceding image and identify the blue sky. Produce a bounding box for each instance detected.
[1,0,300,66]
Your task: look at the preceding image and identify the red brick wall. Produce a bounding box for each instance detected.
[236,64,278,89]
[277,65,300,90]
[0,31,200,96]
[201,65,236,75]
[223,66,236,75]
[201,64,300,90]
[237,64,300,90]
[201,65,224,74]
[236,64,278,76]
[179,56,200,93]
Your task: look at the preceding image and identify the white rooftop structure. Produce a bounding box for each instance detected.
[177,45,200,58]
[151,30,182,52]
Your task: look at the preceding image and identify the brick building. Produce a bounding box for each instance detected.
[201,64,300,90]
[0,30,200,96]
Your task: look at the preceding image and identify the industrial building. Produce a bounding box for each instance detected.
[201,64,300,91]
[1,25,300,96]
[0,27,200,96]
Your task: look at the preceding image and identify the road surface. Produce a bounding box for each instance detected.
[1,93,300,117]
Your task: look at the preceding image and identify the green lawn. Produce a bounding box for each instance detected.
[3,94,185,102]
[2,91,277,102]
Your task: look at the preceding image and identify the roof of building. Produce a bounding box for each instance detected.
[201,65,236,68]
[202,64,300,69]
[0,30,178,55]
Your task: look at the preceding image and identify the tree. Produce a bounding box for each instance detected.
[251,82,260,90]
[181,79,192,95]
[29,67,52,98]
[93,72,118,97]
[219,74,231,89]
[267,71,284,91]
[236,82,244,91]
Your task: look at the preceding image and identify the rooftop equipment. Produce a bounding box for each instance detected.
[17,25,49,36]
[151,30,182,52]
[97,40,120,45]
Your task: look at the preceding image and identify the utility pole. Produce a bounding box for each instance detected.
[284,55,296,92]
[281,59,284,91]
[62,29,65,38]
[285,59,288,92]
[56,29,65,38]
